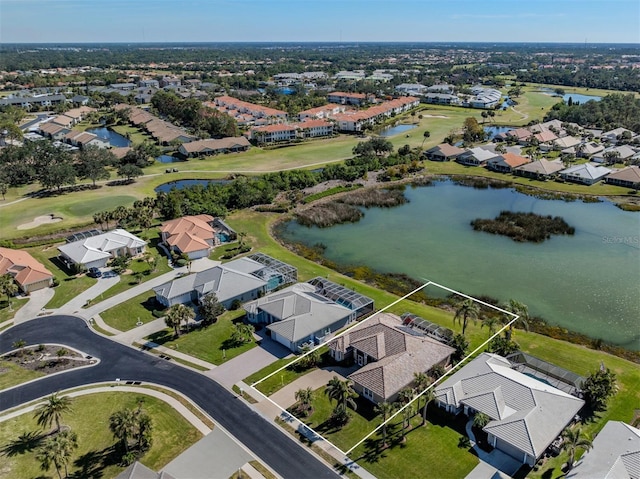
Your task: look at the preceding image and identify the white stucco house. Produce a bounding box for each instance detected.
[58,229,146,270]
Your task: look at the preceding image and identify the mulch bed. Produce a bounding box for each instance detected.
[1,344,96,374]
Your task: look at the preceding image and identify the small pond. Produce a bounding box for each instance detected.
[86,127,131,147]
[484,126,513,139]
[537,88,601,104]
[154,178,231,193]
[157,155,183,164]
[379,124,416,137]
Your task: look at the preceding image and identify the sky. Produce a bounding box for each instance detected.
[1,0,639,44]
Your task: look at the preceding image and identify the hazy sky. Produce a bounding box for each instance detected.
[1,0,639,44]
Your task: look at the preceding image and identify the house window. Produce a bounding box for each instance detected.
[362,387,373,400]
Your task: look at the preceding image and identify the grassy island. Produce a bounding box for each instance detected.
[471,211,575,242]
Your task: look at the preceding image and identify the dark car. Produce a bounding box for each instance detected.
[88,267,102,278]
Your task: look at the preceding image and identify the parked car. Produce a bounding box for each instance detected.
[88,267,102,278]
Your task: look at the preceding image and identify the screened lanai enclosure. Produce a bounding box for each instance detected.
[400,312,455,345]
[248,252,298,289]
[307,277,375,319]
[507,351,585,396]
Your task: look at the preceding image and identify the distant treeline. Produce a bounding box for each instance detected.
[471,211,575,243]
[544,93,640,133]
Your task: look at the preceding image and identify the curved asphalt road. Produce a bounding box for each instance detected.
[0,315,339,479]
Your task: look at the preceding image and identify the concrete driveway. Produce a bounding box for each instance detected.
[12,288,55,324]
[206,335,292,388]
[56,273,120,315]
[269,366,356,409]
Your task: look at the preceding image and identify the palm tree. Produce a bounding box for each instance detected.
[503,299,529,341]
[561,426,592,471]
[400,403,415,442]
[473,412,491,429]
[165,303,195,337]
[324,376,357,413]
[36,438,64,479]
[231,323,255,344]
[421,130,431,148]
[454,298,481,335]
[34,392,73,433]
[109,408,137,453]
[0,273,18,306]
[294,387,313,416]
[413,372,433,426]
[374,401,395,448]
[481,316,501,335]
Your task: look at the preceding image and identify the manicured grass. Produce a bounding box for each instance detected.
[0,360,45,391]
[100,290,158,332]
[247,358,313,396]
[303,185,362,204]
[0,298,29,323]
[26,246,97,310]
[144,309,254,366]
[110,124,154,146]
[0,392,202,479]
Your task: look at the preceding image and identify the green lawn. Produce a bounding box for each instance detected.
[0,298,29,323]
[110,124,154,146]
[26,246,97,310]
[0,360,45,391]
[100,290,158,332]
[0,392,202,479]
[144,309,254,365]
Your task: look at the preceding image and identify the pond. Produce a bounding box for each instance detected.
[484,126,513,139]
[379,124,416,137]
[278,180,640,350]
[157,155,183,164]
[86,127,131,147]
[154,178,231,193]
[537,88,602,104]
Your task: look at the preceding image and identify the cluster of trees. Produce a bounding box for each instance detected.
[93,197,157,232]
[517,66,640,93]
[151,90,238,138]
[0,141,154,191]
[544,93,640,133]
[470,211,576,243]
[108,400,154,466]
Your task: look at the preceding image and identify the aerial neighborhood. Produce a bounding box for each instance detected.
[0,39,638,479]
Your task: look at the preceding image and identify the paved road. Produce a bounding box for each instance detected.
[0,315,339,479]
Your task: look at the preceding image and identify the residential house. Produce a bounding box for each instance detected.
[424,143,465,162]
[426,84,454,94]
[605,165,640,189]
[210,96,288,125]
[551,135,582,151]
[456,147,500,166]
[109,83,137,91]
[244,277,374,352]
[503,128,533,144]
[71,95,90,105]
[395,83,427,95]
[467,87,502,109]
[297,119,334,138]
[0,94,66,109]
[327,92,368,106]
[247,124,298,144]
[592,145,637,164]
[178,137,251,157]
[58,229,146,270]
[434,353,584,466]
[154,253,296,309]
[423,93,461,105]
[602,127,636,144]
[298,104,345,121]
[115,461,175,479]
[160,76,182,88]
[159,215,235,260]
[514,158,565,180]
[330,97,419,132]
[329,313,454,404]
[138,79,160,89]
[0,247,54,293]
[568,421,640,478]
[487,152,530,173]
[577,141,605,158]
[39,121,71,140]
[560,163,612,185]
[63,131,110,149]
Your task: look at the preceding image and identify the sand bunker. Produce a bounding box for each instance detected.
[17,214,63,230]
[422,114,448,118]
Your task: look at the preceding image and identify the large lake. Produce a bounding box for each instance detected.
[280,181,640,349]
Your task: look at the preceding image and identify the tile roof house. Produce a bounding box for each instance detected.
[487,152,531,173]
[154,254,296,309]
[115,461,176,479]
[514,158,565,180]
[244,277,374,352]
[592,145,637,164]
[330,313,454,404]
[0,247,54,293]
[456,147,501,166]
[569,421,640,479]
[160,215,235,260]
[560,163,612,185]
[424,143,466,161]
[435,353,584,467]
[177,137,250,157]
[605,165,640,189]
[58,229,146,270]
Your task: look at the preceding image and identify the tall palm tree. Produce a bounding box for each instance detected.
[294,387,313,416]
[454,298,481,335]
[165,303,195,337]
[561,426,593,471]
[109,408,137,453]
[481,316,501,335]
[36,430,77,479]
[34,392,73,433]
[473,412,491,429]
[421,130,431,148]
[503,299,529,341]
[413,372,433,426]
[324,376,357,413]
[396,387,415,430]
[0,274,18,306]
[374,401,395,448]
[401,404,415,442]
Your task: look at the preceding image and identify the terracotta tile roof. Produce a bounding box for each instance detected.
[0,247,53,288]
[298,119,333,129]
[179,137,250,154]
[328,91,367,99]
[161,215,216,253]
[500,152,530,168]
[252,124,298,133]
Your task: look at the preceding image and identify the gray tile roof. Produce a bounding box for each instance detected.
[115,461,171,479]
[571,421,640,479]
[58,229,146,265]
[335,313,454,401]
[435,353,584,460]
